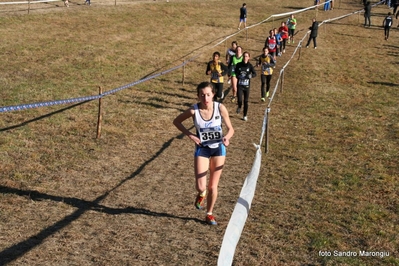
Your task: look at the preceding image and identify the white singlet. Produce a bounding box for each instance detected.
[193,102,223,148]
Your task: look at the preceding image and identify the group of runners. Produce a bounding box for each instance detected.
[172,11,301,225]
[173,0,397,226]
[204,14,298,119]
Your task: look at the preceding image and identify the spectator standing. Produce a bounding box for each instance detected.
[324,0,331,11]
[238,3,247,30]
[364,1,372,27]
[306,18,319,49]
[383,12,393,40]
[235,52,256,121]
[206,52,228,101]
[287,14,297,44]
[393,0,398,14]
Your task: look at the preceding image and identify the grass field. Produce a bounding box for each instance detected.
[0,0,398,265]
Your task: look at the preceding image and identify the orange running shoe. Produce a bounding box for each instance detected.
[206,214,217,225]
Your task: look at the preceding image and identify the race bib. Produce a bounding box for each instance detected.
[238,78,249,86]
[211,72,219,80]
[199,126,223,146]
[262,64,272,75]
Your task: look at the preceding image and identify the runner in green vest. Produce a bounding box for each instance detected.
[287,14,297,44]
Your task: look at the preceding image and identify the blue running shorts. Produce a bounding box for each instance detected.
[194,143,226,158]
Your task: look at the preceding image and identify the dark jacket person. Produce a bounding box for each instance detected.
[364,1,371,27]
[306,18,319,48]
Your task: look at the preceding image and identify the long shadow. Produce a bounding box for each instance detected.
[383,44,399,49]
[0,131,199,265]
[0,100,91,132]
[285,6,308,10]
[117,96,189,113]
[367,81,399,87]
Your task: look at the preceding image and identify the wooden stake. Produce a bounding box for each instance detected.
[96,86,103,139]
[298,44,302,60]
[225,39,227,56]
[280,70,284,94]
[182,61,185,86]
[265,107,271,153]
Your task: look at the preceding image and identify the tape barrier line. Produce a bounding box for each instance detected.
[0,0,319,113]
[218,146,262,266]
[0,61,186,113]
[0,0,60,5]
[0,0,347,114]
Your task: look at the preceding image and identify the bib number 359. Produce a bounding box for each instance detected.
[201,131,221,141]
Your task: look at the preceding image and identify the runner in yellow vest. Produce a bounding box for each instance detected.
[206,52,228,101]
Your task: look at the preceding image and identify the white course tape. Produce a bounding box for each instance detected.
[218,146,262,266]
[0,0,60,5]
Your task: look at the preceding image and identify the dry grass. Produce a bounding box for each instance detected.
[1,0,398,265]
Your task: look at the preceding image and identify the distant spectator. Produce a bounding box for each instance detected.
[393,0,399,14]
[324,0,331,11]
[364,1,371,27]
[238,3,247,30]
[314,0,320,10]
[84,0,91,5]
[306,18,319,49]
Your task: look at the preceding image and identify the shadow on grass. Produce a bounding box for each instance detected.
[0,131,201,265]
[367,81,399,87]
[383,44,399,49]
[284,6,307,10]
